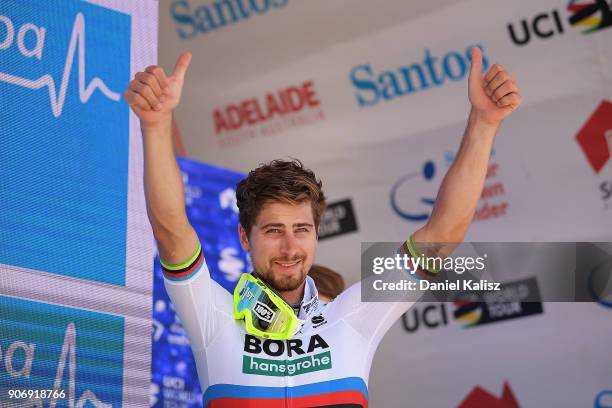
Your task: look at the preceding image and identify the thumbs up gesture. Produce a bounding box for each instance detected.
[124,52,192,127]
[468,47,521,126]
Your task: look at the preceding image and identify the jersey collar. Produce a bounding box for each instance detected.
[295,275,320,320]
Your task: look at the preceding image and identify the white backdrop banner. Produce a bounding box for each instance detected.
[159,0,612,406]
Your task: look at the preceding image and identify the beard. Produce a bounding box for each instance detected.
[254,255,308,292]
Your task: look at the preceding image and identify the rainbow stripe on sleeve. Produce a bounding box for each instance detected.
[397,235,439,281]
[160,241,204,281]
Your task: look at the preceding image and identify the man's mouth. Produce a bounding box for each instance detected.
[273,260,302,270]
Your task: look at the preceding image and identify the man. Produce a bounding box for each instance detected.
[125,47,521,407]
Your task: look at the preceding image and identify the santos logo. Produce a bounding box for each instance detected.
[0,1,131,286]
[171,0,289,39]
[350,45,489,107]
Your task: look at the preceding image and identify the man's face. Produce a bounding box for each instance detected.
[239,201,317,293]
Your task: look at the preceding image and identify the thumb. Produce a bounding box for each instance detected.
[171,52,192,81]
[469,46,483,80]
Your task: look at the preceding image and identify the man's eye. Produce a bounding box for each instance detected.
[296,227,309,233]
[267,229,281,234]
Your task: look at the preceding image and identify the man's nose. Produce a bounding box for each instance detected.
[280,232,299,258]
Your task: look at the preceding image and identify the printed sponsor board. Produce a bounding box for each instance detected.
[170,0,289,39]
[507,0,612,46]
[401,278,544,333]
[242,334,333,377]
[318,198,359,240]
[0,0,131,285]
[213,80,325,148]
[0,295,124,407]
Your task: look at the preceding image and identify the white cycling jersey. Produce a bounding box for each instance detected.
[162,240,420,407]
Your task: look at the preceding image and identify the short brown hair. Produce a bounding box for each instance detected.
[236,159,326,236]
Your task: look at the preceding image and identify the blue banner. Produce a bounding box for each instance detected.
[0,295,125,407]
[0,0,131,286]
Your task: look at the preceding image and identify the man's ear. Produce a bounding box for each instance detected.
[238,224,250,251]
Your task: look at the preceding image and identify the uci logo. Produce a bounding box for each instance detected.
[401,304,449,333]
[390,160,437,222]
[507,0,612,46]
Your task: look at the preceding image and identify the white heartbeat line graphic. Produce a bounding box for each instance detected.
[7,323,114,408]
[0,12,121,118]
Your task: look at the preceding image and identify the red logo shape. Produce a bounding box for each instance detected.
[576,100,612,174]
[459,381,520,408]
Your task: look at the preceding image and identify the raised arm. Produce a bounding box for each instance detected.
[333,48,523,348]
[124,52,199,263]
[125,53,231,351]
[412,47,521,254]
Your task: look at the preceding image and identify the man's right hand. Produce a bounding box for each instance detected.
[124,52,192,128]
